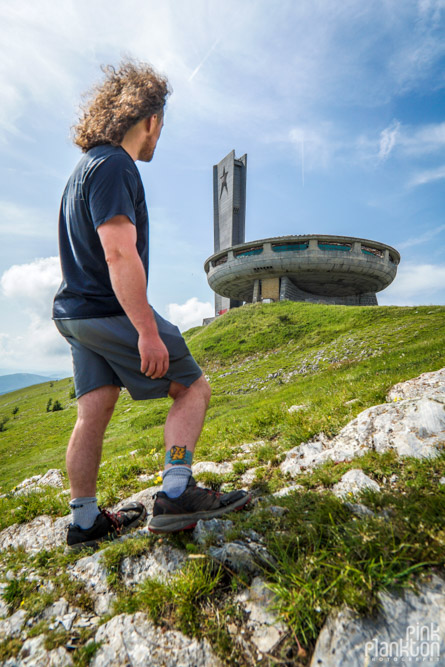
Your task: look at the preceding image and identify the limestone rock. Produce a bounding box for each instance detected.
[113,485,158,517]
[0,608,26,638]
[281,369,445,478]
[120,543,186,586]
[387,368,445,402]
[193,461,234,475]
[12,469,65,497]
[236,577,287,654]
[209,541,276,575]
[0,515,70,553]
[91,612,222,667]
[288,404,306,413]
[192,518,234,546]
[344,502,376,518]
[3,633,72,666]
[311,574,445,666]
[273,483,304,497]
[68,551,114,615]
[240,468,258,486]
[332,469,380,498]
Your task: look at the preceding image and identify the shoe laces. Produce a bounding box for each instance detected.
[101,509,122,533]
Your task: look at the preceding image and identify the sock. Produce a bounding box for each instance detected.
[162,466,192,499]
[69,496,101,530]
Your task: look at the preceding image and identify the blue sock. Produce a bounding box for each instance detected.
[162,466,192,499]
[69,497,100,530]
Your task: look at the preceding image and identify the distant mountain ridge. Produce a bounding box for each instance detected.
[0,373,56,395]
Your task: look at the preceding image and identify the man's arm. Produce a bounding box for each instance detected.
[97,215,169,379]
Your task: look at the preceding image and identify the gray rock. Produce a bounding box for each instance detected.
[236,577,287,654]
[344,502,376,518]
[0,515,70,553]
[209,541,275,575]
[0,608,26,638]
[113,485,159,517]
[281,369,445,478]
[120,543,186,585]
[310,574,445,666]
[332,469,380,498]
[265,505,289,517]
[387,368,445,402]
[41,597,69,621]
[192,519,234,546]
[193,461,234,475]
[4,633,72,666]
[272,484,304,497]
[91,612,222,666]
[240,468,258,486]
[288,404,306,413]
[68,551,114,615]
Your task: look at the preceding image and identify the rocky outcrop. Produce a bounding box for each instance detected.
[310,573,445,666]
[91,612,223,667]
[281,368,445,478]
[0,368,443,665]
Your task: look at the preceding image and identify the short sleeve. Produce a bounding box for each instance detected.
[87,155,139,230]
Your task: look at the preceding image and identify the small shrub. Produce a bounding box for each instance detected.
[46,398,52,412]
[12,407,19,416]
[52,400,63,412]
[0,416,9,432]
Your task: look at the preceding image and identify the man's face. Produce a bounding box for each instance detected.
[139,115,164,162]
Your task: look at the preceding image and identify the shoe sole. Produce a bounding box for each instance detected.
[147,493,251,534]
[67,507,147,553]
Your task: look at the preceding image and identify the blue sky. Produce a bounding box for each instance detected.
[0,0,444,374]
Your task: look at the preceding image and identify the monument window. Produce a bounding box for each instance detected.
[319,242,351,252]
[235,246,263,258]
[212,254,228,267]
[361,246,383,258]
[272,242,309,252]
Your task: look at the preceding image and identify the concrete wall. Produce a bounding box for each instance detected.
[213,151,247,254]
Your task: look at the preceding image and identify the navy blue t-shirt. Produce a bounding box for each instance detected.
[52,145,149,320]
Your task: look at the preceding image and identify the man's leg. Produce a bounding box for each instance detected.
[66,385,120,499]
[149,371,250,533]
[161,375,211,498]
[165,374,211,457]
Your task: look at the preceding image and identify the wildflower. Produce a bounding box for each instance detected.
[155,475,163,485]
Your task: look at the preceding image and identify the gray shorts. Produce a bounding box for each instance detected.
[55,312,202,400]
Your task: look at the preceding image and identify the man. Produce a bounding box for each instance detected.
[53,60,250,551]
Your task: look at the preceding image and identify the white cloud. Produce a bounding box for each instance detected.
[398,224,445,249]
[408,164,445,187]
[378,121,400,161]
[379,262,445,305]
[0,257,69,371]
[1,257,61,308]
[166,297,213,331]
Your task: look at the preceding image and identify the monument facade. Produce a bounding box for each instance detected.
[206,151,400,317]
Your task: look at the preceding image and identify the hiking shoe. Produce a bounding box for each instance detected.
[66,502,147,551]
[148,477,251,533]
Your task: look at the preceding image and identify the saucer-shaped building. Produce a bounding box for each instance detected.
[205,152,400,316]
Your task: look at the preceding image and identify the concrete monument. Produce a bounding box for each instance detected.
[206,151,400,317]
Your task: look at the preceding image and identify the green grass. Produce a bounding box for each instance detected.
[0,302,444,663]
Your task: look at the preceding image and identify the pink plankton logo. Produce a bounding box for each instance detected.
[365,623,441,663]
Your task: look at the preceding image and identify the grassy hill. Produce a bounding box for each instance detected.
[0,301,444,664]
[1,301,444,497]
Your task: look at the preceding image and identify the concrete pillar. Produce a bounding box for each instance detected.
[252,279,261,303]
[384,249,389,261]
[352,241,361,253]
[309,238,318,251]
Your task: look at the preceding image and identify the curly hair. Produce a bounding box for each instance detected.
[73,60,171,152]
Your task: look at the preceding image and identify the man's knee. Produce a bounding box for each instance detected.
[169,375,211,405]
[77,385,120,423]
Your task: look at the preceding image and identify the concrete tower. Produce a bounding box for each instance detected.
[212,150,247,315]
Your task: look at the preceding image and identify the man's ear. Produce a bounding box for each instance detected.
[145,115,158,135]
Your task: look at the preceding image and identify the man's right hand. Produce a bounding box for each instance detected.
[138,332,169,379]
